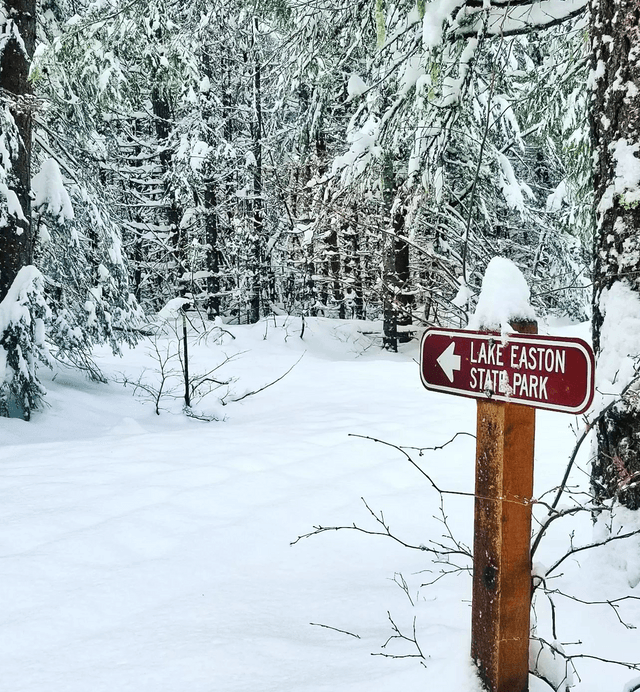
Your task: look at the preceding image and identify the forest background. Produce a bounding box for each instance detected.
[0,0,639,511]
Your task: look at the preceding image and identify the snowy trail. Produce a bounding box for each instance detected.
[1,319,638,691]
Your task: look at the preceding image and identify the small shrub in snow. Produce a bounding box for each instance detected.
[0,267,51,419]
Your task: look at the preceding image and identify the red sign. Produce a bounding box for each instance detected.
[420,327,594,414]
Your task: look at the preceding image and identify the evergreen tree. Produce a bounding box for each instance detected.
[320,0,590,344]
[0,0,50,418]
[0,0,35,298]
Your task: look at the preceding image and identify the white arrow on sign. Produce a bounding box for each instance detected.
[436,342,461,383]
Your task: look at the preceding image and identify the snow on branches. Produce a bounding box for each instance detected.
[0,266,50,419]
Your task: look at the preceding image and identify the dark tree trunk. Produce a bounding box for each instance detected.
[381,154,413,350]
[381,155,398,351]
[382,205,412,350]
[204,175,220,319]
[151,84,182,286]
[248,16,263,324]
[0,0,36,302]
[325,227,344,318]
[351,205,364,320]
[133,227,143,302]
[394,214,412,342]
[590,0,640,508]
[342,205,364,319]
[200,50,221,320]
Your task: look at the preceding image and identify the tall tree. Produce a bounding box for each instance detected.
[0,0,36,301]
[326,0,590,332]
[0,0,52,419]
[590,0,640,509]
[12,0,144,384]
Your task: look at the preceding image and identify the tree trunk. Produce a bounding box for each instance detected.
[381,154,413,350]
[394,212,412,342]
[0,0,36,302]
[381,155,398,351]
[590,0,640,508]
[151,84,182,288]
[342,205,364,319]
[203,174,220,319]
[248,16,263,324]
[199,49,221,321]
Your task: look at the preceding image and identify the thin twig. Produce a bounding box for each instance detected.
[224,352,305,404]
[309,622,361,639]
[399,431,476,456]
[545,526,640,578]
[532,373,640,557]
[349,433,529,507]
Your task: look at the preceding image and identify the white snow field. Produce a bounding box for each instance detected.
[1,317,639,692]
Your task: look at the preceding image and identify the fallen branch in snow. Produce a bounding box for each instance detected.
[221,352,305,405]
[309,622,361,639]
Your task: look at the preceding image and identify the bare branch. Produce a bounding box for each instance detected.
[534,636,640,673]
[348,434,476,500]
[545,589,640,630]
[349,433,530,508]
[545,526,640,578]
[224,352,304,405]
[291,496,472,561]
[309,622,361,639]
[398,431,476,456]
[532,373,640,557]
[372,612,426,663]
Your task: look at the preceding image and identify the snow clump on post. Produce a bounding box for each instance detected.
[468,257,536,336]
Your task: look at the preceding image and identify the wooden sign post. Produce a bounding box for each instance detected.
[471,318,536,692]
[419,316,595,692]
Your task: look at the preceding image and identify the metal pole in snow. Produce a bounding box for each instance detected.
[182,309,191,408]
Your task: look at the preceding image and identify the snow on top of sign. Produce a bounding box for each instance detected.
[468,257,535,336]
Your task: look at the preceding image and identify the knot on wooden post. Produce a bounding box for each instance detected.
[483,563,498,591]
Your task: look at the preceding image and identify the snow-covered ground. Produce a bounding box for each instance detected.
[2,316,639,692]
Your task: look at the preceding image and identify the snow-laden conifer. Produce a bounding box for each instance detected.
[0,266,50,419]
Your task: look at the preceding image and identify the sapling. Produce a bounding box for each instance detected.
[119,308,303,419]
[118,301,235,418]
